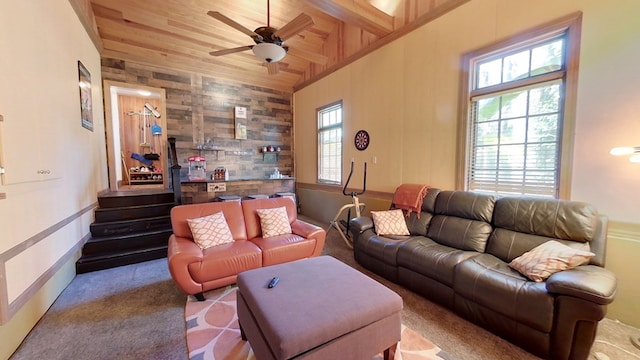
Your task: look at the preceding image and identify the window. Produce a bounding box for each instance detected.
[317,101,343,184]
[459,14,581,198]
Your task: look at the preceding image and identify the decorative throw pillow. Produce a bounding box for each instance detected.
[371,209,410,236]
[509,240,595,282]
[256,206,292,238]
[186,211,234,250]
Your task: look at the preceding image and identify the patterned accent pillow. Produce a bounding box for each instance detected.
[256,206,292,238]
[371,209,410,236]
[509,240,595,282]
[187,211,234,250]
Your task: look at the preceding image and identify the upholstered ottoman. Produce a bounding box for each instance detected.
[237,256,402,360]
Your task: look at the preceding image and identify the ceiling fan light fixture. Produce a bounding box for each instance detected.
[252,43,286,63]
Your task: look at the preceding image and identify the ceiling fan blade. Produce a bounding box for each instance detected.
[287,47,328,65]
[274,13,315,40]
[209,45,253,56]
[207,11,263,41]
[266,62,279,75]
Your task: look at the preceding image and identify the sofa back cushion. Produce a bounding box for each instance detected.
[487,197,603,264]
[170,201,247,241]
[397,188,440,236]
[427,191,496,252]
[242,197,297,239]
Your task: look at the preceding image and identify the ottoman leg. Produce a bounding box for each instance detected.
[384,342,398,360]
[239,321,247,341]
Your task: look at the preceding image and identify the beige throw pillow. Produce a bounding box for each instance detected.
[371,209,410,236]
[509,240,595,282]
[187,211,234,250]
[256,206,292,238]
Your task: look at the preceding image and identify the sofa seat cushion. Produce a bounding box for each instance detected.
[397,237,480,287]
[251,234,317,266]
[356,234,416,266]
[454,254,554,332]
[188,240,262,283]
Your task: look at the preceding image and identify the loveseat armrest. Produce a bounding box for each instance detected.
[546,265,617,305]
[291,219,326,256]
[167,234,205,295]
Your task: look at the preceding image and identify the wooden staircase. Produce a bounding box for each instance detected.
[76,189,176,274]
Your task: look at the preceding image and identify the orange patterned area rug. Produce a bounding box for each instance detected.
[185,286,452,360]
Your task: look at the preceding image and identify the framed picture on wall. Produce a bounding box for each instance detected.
[234,106,247,140]
[78,61,93,131]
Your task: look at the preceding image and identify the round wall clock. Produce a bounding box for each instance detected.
[354,130,370,151]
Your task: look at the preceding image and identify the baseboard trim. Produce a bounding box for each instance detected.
[0,202,96,324]
[607,221,640,244]
[296,181,393,200]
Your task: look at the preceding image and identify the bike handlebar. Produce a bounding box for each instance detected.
[342,161,367,197]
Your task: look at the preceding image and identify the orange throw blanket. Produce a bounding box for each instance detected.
[392,184,431,218]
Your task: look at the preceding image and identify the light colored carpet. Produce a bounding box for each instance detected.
[185,285,450,360]
[9,258,187,360]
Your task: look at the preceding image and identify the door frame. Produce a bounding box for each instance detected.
[103,80,168,191]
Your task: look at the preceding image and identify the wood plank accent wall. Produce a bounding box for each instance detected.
[101,58,293,180]
[182,179,295,204]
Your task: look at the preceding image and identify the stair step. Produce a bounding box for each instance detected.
[94,202,175,223]
[75,246,167,274]
[81,229,172,256]
[90,215,171,237]
[98,190,174,208]
[78,190,177,274]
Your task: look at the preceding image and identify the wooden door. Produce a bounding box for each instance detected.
[118,95,165,186]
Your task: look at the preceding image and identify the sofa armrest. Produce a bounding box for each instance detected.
[291,219,326,257]
[546,265,617,305]
[350,216,374,234]
[349,216,375,246]
[167,234,204,295]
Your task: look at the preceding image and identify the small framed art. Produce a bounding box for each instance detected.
[78,61,93,131]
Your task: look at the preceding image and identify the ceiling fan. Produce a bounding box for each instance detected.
[207,0,324,74]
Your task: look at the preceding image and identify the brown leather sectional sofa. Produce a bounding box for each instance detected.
[168,197,326,300]
[350,189,617,360]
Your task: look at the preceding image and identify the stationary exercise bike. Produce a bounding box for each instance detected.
[327,161,367,248]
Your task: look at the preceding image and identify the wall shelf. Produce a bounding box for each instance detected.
[262,150,280,161]
[191,148,225,160]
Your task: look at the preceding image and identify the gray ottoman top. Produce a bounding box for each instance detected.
[237,256,403,358]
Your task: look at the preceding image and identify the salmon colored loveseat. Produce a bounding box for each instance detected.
[168,197,326,300]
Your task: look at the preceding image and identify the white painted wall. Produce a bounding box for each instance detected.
[0,0,106,357]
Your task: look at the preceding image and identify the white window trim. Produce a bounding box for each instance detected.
[317,101,343,185]
[456,12,582,199]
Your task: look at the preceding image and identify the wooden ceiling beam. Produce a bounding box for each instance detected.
[69,0,104,51]
[304,0,394,37]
